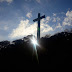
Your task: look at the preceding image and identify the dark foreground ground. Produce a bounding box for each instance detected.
[0,32,72,67]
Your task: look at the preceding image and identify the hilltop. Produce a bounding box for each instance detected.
[0,31,72,65]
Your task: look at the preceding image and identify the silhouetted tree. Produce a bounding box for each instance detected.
[44,34,51,38]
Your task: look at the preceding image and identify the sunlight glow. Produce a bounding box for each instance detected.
[31,36,38,46]
[30,36,39,63]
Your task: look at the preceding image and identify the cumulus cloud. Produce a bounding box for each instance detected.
[26,11,32,18]
[56,17,61,21]
[41,16,53,33]
[41,24,53,33]
[55,23,62,29]
[66,11,72,17]
[52,17,60,22]
[0,0,13,3]
[46,16,51,23]
[62,10,72,26]
[9,17,53,39]
[41,16,51,23]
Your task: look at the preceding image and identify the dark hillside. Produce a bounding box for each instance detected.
[0,32,72,66]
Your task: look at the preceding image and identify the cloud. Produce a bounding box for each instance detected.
[41,24,53,33]
[41,16,51,23]
[56,17,61,21]
[62,10,72,26]
[41,16,53,33]
[55,23,62,29]
[0,0,13,3]
[9,19,36,39]
[36,0,41,3]
[26,11,32,18]
[52,17,60,22]
[46,16,51,23]
[53,13,56,16]
[52,17,56,22]
[66,11,72,17]
[9,17,53,39]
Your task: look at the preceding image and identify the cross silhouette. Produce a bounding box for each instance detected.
[33,13,45,41]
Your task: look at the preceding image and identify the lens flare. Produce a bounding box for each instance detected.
[31,36,39,63]
[31,36,38,46]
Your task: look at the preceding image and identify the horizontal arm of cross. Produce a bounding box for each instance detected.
[40,15,45,19]
[33,18,38,22]
[33,15,45,22]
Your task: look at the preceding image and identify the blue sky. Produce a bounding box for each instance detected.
[0,0,72,41]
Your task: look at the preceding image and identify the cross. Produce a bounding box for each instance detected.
[33,13,45,41]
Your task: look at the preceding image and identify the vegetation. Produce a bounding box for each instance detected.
[0,30,72,65]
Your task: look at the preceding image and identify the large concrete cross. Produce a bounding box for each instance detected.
[33,13,45,41]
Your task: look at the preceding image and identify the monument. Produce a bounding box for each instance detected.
[33,13,45,41]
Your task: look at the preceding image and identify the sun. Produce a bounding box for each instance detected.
[31,36,38,45]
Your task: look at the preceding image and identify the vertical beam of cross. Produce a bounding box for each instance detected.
[33,13,45,41]
[38,13,40,41]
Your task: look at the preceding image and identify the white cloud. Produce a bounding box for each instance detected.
[26,11,32,18]
[52,17,60,22]
[9,19,37,39]
[41,17,53,33]
[9,17,53,39]
[62,11,72,26]
[56,17,61,21]
[55,23,62,29]
[41,24,53,33]
[52,17,56,22]
[53,13,56,16]
[41,16,51,23]
[66,11,72,17]
[0,0,13,3]
[46,16,51,23]
[36,0,41,3]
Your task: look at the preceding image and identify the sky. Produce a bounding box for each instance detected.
[0,0,72,41]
